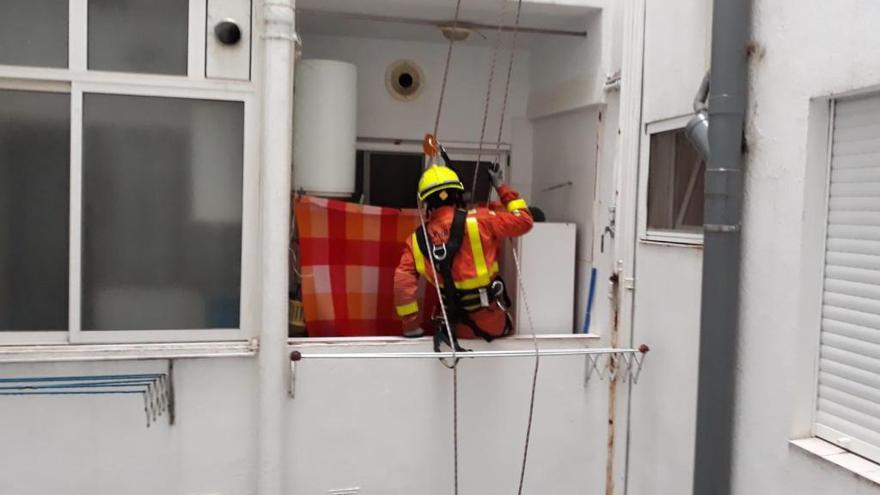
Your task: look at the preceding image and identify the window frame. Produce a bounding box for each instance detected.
[638,115,705,246]
[808,93,880,464]
[0,0,260,345]
[355,138,511,206]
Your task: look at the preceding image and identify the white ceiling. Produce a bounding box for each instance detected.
[295,0,600,45]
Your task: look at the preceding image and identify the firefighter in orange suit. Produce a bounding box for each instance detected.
[394,162,533,351]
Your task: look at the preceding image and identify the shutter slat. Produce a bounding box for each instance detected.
[819,95,880,461]
[821,345,880,376]
[828,153,880,170]
[824,278,880,303]
[819,386,880,420]
[826,238,880,256]
[818,398,880,434]
[820,358,880,390]
[828,211,880,226]
[822,317,880,345]
[821,332,880,361]
[825,265,880,286]
[830,182,880,198]
[833,140,880,157]
[827,224,880,240]
[834,123,880,143]
[820,372,880,406]
[817,412,880,450]
[836,95,880,117]
[832,167,880,184]
[825,251,880,271]
[824,293,880,318]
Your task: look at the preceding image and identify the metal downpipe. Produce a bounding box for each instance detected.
[693,0,751,494]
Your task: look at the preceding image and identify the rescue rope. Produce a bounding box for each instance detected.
[470,0,512,199]
[433,0,465,141]
[415,193,461,495]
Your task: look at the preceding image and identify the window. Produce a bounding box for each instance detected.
[814,93,880,464]
[81,94,244,330]
[353,149,495,208]
[0,89,70,331]
[88,0,189,75]
[0,1,257,344]
[640,119,705,244]
[0,0,69,68]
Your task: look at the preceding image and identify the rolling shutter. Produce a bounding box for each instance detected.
[817,94,880,463]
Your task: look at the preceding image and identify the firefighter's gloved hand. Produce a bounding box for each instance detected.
[487,162,504,189]
[403,327,425,338]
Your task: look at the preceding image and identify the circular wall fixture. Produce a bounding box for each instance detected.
[385,60,425,101]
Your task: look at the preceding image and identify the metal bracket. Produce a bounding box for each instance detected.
[289,351,301,399]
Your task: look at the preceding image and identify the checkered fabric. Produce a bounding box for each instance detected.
[294,195,423,337]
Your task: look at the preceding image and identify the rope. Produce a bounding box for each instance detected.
[470,0,512,200]
[511,246,540,495]
[415,194,460,494]
[453,366,460,495]
[433,0,465,140]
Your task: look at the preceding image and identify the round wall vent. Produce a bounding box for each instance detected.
[385,60,425,101]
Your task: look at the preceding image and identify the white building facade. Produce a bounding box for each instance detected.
[1,1,880,494]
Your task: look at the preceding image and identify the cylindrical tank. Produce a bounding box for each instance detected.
[293,59,357,197]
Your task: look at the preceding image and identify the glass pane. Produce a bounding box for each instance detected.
[0,0,68,68]
[88,0,188,75]
[647,128,705,231]
[450,160,493,204]
[368,152,423,209]
[82,94,244,330]
[0,90,70,331]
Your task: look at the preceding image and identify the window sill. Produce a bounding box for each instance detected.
[790,438,880,486]
[0,340,258,363]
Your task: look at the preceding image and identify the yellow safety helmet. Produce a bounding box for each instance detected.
[418,164,464,201]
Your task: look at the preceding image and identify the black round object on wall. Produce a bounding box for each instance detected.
[215,20,242,46]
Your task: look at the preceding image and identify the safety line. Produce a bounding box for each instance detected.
[433,0,465,141]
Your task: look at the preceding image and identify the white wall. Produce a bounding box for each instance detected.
[286,337,610,494]
[625,0,880,494]
[300,34,534,195]
[733,1,880,493]
[525,11,607,334]
[531,107,601,332]
[0,359,258,495]
[624,1,710,494]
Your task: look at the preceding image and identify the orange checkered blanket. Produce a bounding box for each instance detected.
[294,195,422,337]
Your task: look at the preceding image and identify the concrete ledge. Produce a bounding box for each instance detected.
[0,340,258,363]
[791,437,880,486]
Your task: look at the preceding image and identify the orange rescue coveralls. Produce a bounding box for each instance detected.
[393,184,533,339]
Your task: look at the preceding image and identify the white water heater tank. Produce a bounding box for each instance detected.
[293,59,357,197]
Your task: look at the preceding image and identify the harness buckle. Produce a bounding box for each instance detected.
[479,288,490,308]
[491,280,509,310]
[432,243,448,261]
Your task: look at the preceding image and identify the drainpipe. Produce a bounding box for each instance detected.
[692,0,751,494]
[258,2,295,495]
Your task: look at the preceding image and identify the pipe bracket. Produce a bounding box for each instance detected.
[704,223,741,233]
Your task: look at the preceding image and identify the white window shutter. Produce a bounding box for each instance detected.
[817,93,880,463]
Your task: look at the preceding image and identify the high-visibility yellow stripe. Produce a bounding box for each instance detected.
[412,233,426,277]
[466,216,489,285]
[507,198,528,212]
[396,301,420,316]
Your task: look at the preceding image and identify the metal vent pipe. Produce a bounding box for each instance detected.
[693,0,752,493]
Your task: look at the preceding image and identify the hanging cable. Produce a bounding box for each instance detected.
[470,0,512,200]
[433,0,465,141]
[415,193,461,495]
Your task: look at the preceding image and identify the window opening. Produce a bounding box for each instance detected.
[646,127,705,234]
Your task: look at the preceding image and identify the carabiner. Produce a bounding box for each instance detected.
[432,243,448,261]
